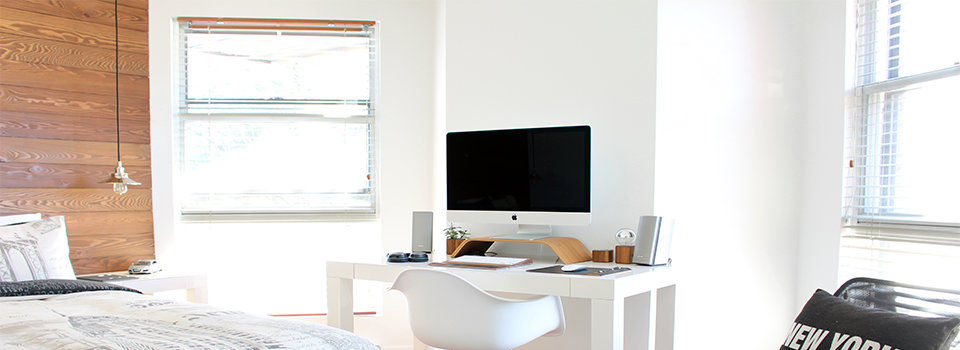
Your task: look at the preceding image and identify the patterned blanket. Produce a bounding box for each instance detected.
[0,290,377,350]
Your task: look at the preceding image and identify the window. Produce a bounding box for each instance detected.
[177,18,377,216]
[842,0,960,288]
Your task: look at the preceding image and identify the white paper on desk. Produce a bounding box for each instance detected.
[448,256,529,265]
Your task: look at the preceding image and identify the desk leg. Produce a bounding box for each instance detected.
[327,277,354,331]
[591,297,625,350]
[655,284,676,350]
[186,274,209,303]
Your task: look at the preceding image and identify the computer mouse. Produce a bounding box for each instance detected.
[561,264,587,272]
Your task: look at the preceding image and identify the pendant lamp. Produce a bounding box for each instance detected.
[101,0,140,195]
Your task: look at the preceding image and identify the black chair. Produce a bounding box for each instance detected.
[835,277,960,349]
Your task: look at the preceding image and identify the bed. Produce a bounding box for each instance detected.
[0,279,377,349]
[0,214,377,349]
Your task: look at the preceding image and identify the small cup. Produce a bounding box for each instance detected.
[592,249,613,262]
[615,245,635,264]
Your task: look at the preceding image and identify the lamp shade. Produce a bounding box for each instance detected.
[101,161,141,195]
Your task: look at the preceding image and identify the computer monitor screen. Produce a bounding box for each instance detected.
[446,126,590,213]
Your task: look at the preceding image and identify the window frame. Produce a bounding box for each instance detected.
[175,17,380,220]
[843,0,960,233]
[839,0,960,290]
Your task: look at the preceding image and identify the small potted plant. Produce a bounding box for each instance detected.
[443,223,470,255]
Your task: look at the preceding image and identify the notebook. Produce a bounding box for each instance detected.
[441,256,533,268]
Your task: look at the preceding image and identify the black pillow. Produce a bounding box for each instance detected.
[781,289,960,350]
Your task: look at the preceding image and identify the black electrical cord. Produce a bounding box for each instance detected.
[114,0,121,162]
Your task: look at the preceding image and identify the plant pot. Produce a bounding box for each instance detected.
[446,238,466,255]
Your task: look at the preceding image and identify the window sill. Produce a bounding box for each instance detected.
[842,223,960,246]
[179,212,378,223]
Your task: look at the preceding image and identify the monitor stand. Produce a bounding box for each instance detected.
[493,224,552,241]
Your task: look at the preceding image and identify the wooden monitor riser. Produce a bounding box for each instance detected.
[450,237,592,264]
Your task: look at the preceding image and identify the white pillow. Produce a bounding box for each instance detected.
[0,216,76,282]
[0,213,42,227]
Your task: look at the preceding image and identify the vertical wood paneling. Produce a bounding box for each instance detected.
[0,0,153,275]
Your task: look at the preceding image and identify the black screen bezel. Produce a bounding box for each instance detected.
[445,125,591,213]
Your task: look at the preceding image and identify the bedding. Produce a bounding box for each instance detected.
[0,213,41,226]
[0,280,377,350]
[0,216,76,282]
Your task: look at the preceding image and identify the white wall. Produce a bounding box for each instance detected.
[794,0,845,310]
[149,1,440,348]
[147,0,848,348]
[655,0,844,348]
[442,2,846,348]
[444,0,659,252]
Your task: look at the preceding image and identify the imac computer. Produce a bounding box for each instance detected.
[446,125,591,240]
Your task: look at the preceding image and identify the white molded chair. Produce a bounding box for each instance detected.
[389,269,565,350]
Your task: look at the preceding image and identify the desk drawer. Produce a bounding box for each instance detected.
[355,264,410,283]
[451,270,570,296]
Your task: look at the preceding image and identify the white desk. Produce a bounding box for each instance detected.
[326,260,676,350]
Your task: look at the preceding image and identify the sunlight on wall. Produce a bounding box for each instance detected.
[174,220,383,315]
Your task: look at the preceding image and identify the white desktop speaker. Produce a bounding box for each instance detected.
[412,211,433,253]
[632,216,674,266]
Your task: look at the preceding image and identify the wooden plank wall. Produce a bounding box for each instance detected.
[0,0,154,274]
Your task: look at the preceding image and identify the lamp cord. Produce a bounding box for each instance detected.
[114,0,121,162]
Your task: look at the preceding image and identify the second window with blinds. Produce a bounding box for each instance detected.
[177,18,378,217]
[842,0,960,288]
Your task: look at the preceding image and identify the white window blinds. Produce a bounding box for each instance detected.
[177,18,378,216]
[841,0,960,288]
